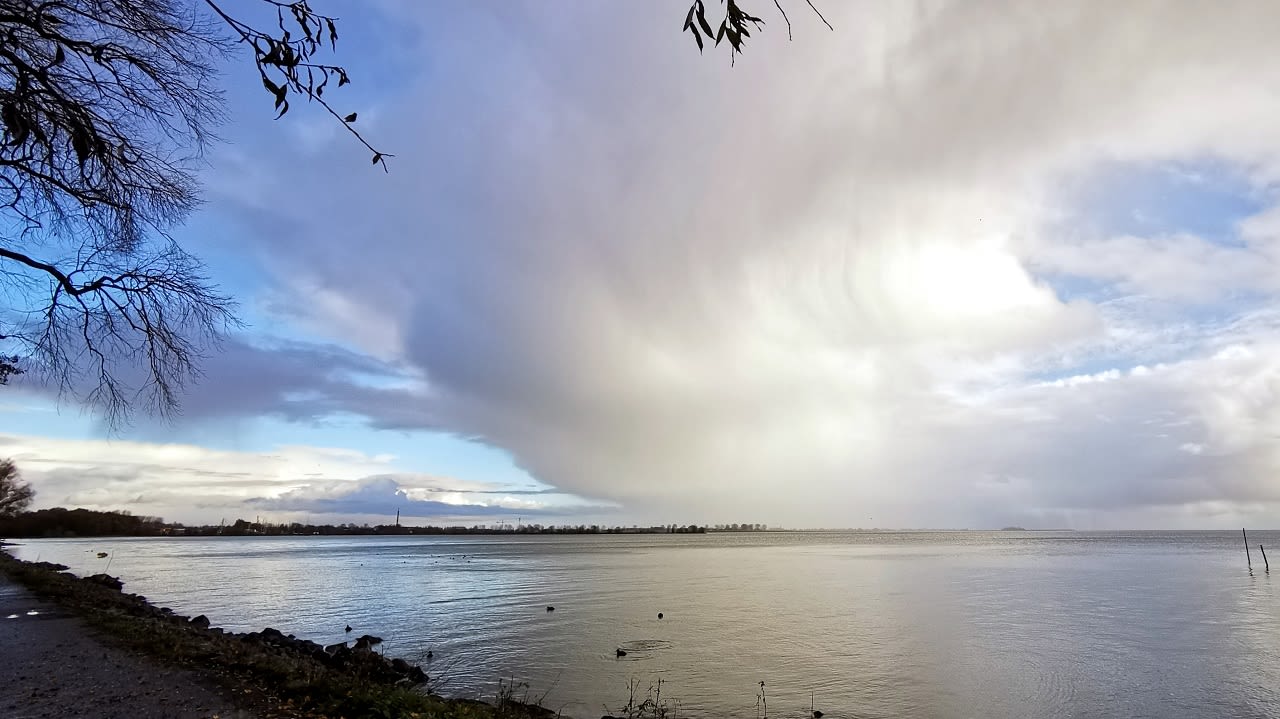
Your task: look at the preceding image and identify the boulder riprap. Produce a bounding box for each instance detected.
[354,633,384,651]
[86,573,123,591]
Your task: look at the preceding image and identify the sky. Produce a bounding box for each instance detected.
[6,0,1280,530]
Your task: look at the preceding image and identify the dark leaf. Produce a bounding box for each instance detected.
[326,18,338,50]
[2,103,30,146]
[71,130,90,166]
[295,7,313,41]
[716,22,726,45]
[683,5,695,31]
[696,2,715,38]
[275,100,289,119]
[692,27,704,52]
[343,112,357,123]
[372,153,382,165]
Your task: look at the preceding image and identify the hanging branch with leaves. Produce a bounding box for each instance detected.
[202,0,392,170]
[683,0,832,63]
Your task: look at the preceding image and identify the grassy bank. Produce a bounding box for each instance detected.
[0,550,556,719]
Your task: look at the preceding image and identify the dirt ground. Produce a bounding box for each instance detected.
[0,577,253,719]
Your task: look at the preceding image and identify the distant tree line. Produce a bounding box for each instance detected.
[0,507,165,537]
[202,520,707,537]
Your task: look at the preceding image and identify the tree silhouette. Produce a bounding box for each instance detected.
[0,0,383,424]
[0,458,34,517]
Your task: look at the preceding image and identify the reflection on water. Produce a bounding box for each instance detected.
[10,531,1280,718]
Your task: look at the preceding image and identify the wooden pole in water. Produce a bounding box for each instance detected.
[1244,528,1252,570]
[1261,545,1270,573]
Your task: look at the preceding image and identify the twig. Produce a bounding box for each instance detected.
[805,0,833,30]
[773,0,792,40]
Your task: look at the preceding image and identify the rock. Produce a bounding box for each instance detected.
[189,614,210,628]
[259,627,287,644]
[426,650,433,660]
[657,612,663,619]
[408,666,427,683]
[353,634,383,651]
[30,562,69,572]
[86,574,123,591]
[812,711,824,718]
[615,648,627,657]
[510,702,555,719]
[324,641,346,654]
[391,658,411,673]
[546,606,555,612]
[345,624,353,632]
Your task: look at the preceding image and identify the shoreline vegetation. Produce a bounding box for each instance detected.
[0,549,566,719]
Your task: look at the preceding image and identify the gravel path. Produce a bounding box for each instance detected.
[0,577,254,719]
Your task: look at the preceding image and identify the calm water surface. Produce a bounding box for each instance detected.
[10,531,1280,718]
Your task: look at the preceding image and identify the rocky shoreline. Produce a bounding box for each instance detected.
[0,550,555,719]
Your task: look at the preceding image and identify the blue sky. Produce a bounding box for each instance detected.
[6,1,1280,529]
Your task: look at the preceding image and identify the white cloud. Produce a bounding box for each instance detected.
[17,1,1280,528]
[195,0,1280,527]
[0,434,595,525]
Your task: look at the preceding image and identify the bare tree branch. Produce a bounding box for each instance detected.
[0,0,328,424]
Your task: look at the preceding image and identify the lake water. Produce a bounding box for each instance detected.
[8,531,1280,718]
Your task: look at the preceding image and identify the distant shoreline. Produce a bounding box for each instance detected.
[4,525,1086,540]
